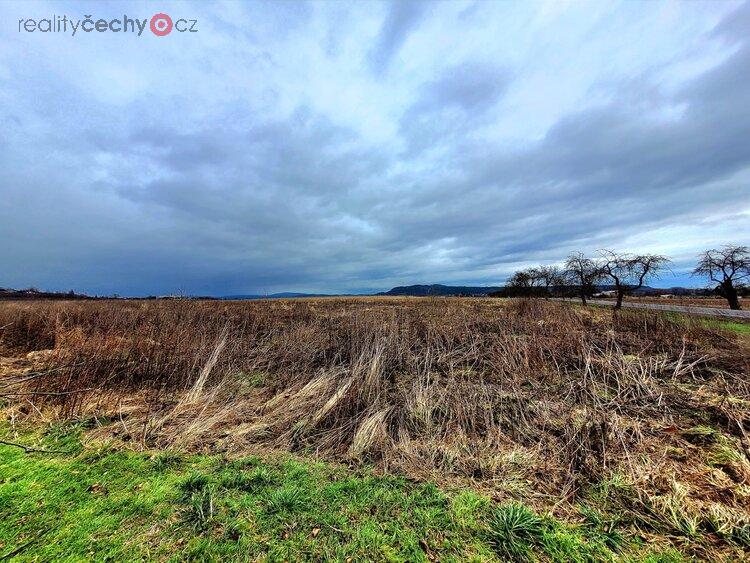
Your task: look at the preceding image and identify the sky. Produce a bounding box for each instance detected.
[1,0,749,296]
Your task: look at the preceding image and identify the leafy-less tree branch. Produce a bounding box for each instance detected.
[598,250,670,310]
[563,253,603,305]
[536,265,565,299]
[693,245,749,310]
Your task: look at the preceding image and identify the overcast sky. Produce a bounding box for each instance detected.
[1,1,749,296]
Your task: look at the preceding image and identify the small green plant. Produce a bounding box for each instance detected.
[488,502,543,561]
[227,455,261,470]
[587,471,632,505]
[452,490,490,530]
[221,466,275,492]
[707,440,745,467]
[250,467,275,487]
[266,486,308,514]
[732,523,750,547]
[247,371,267,387]
[152,450,183,471]
[178,472,210,499]
[42,421,85,454]
[181,485,216,532]
[579,505,623,550]
[649,485,700,539]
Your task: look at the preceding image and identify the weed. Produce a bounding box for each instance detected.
[682,426,719,445]
[221,467,275,492]
[705,504,750,547]
[265,486,308,514]
[488,502,543,561]
[579,505,623,551]
[178,473,210,499]
[151,450,183,471]
[227,455,261,470]
[181,485,216,532]
[451,490,490,530]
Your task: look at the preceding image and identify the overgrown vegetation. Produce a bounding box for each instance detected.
[1,297,749,559]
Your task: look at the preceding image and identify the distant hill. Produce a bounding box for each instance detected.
[595,285,659,296]
[377,284,503,297]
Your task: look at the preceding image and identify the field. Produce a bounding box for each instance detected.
[1,297,749,561]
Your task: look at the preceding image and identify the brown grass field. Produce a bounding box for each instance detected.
[1,297,750,559]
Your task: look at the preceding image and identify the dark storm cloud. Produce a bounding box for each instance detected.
[0,1,748,295]
[368,1,429,76]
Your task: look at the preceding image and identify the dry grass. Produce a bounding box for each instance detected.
[1,296,749,557]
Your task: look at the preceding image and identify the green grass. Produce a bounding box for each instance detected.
[566,301,750,334]
[703,320,750,335]
[650,311,750,335]
[0,424,683,562]
[488,502,543,561]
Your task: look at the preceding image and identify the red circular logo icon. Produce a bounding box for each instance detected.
[150,13,173,36]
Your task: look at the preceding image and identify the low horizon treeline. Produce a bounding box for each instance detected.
[494,245,750,311]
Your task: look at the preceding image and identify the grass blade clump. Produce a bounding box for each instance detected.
[488,502,543,561]
[265,486,308,514]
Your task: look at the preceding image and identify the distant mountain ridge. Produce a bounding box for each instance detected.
[377,284,503,297]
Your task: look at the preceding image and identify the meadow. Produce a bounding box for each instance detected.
[1,297,749,561]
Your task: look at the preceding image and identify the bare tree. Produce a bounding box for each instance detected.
[599,250,670,309]
[536,265,565,299]
[564,253,603,305]
[693,245,750,310]
[508,270,535,289]
[504,269,537,297]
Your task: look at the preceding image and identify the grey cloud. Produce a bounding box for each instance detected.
[412,63,510,113]
[400,62,510,154]
[377,33,750,272]
[711,0,750,44]
[368,1,428,76]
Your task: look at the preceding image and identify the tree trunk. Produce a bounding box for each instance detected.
[580,292,587,306]
[724,282,741,310]
[614,289,624,310]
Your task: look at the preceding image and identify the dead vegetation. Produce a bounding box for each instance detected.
[1,297,749,557]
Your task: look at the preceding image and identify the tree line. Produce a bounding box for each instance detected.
[495,245,750,310]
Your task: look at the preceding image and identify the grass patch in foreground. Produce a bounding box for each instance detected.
[615,307,750,336]
[702,320,750,335]
[1,425,681,562]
